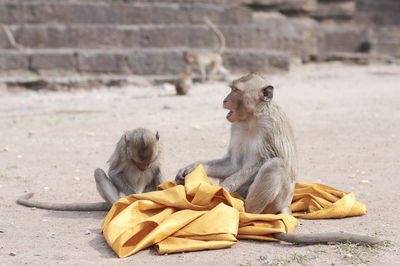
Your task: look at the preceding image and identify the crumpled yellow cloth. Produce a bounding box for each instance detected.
[101,165,366,258]
[291,182,367,219]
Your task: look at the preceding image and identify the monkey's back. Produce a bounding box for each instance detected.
[257,101,297,181]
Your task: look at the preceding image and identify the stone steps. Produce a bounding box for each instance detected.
[321,24,369,53]
[0,0,295,79]
[0,1,251,25]
[371,26,400,57]
[0,23,302,52]
[0,48,290,75]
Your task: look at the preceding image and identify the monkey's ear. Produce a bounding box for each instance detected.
[156,131,160,140]
[259,85,274,102]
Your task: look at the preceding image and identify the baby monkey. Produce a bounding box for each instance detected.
[17,128,162,211]
[175,70,192,95]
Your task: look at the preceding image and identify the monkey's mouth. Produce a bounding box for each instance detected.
[137,166,147,171]
[133,160,149,171]
[226,110,233,119]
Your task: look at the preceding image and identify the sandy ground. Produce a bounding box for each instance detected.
[0,63,399,265]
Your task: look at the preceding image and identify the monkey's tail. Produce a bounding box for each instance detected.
[273,232,381,246]
[0,23,25,50]
[16,193,111,211]
[203,17,225,54]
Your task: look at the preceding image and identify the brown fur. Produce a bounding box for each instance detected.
[16,128,162,211]
[175,70,192,95]
[175,72,380,245]
[107,128,162,196]
[184,18,229,83]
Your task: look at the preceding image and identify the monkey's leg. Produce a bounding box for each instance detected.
[245,158,294,214]
[243,162,381,245]
[143,170,163,193]
[108,170,136,196]
[94,168,121,204]
[200,65,206,83]
[208,61,220,82]
[218,65,231,81]
[219,161,264,194]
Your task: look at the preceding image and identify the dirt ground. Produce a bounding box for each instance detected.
[0,63,399,265]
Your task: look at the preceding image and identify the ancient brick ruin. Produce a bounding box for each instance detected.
[0,0,399,86]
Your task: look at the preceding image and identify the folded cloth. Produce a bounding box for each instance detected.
[101,165,366,258]
[291,182,367,219]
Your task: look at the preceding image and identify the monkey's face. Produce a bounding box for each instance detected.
[223,87,253,123]
[224,73,275,122]
[128,143,158,171]
[184,52,195,64]
[126,131,160,171]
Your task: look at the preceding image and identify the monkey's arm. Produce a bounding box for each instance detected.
[109,171,136,196]
[143,168,163,193]
[154,168,163,187]
[175,155,238,184]
[202,155,241,178]
[219,161,263,193]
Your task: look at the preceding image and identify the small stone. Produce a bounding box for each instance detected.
[163,105,173,110]
[359,180,370,184]
[74,177,81,181]
[3,147,8,152]
[9,252,16,256]
[87,132,95,136]
[192,124,201,129]
[85,230,91,235]
[17,155,23,159]
[43,186,49,190]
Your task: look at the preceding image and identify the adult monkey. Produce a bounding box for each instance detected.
[17,128,162,211]
[184,17,229,83]
[176,72,380,245]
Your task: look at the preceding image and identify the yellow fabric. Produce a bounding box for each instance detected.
[101,165,366,258]
[291,182,367,219]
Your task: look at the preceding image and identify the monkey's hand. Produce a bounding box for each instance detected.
[175,162,201,185]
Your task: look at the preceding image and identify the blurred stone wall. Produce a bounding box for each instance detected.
[0,0,398,78]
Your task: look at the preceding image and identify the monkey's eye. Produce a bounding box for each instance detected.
[231,87,239,92]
